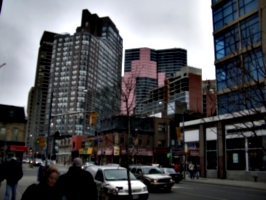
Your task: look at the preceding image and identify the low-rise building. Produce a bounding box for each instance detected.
[0,104,27,161]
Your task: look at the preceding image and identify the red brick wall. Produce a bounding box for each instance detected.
[189,74,203,113]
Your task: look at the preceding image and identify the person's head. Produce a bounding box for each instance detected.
[72,157,83,168]
[42,165,59,187]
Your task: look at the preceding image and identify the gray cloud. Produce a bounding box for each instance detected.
[0,0,215,107]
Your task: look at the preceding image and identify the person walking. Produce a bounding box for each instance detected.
[3,157,23,200]
[21,165,59,200]
[188,161,195,179]
[54,157,97,200]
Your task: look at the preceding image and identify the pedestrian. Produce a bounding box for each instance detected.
[0,159,5,187]
[188,161,195,179]
[54,157,97,200]
[21,165,59,200]
[37,162,45,182]
[3,157,23,200]
[174,163,180,172]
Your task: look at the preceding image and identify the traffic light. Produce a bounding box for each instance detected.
[176,127,181,143]
[90,112,97,126]
[36,137,40,144]
[39,138,46,148]
[6,129,11,136]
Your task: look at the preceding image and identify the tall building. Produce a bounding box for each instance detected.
[142,66,203,116]
[211,0,266,114]
[46,9,123,140]
[26,31,58,156]
[121,48,187,116]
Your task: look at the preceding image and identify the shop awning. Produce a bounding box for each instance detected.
[9,145,28,152]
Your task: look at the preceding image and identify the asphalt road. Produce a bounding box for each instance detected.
[22,164,266,200]
[149,181,266,200]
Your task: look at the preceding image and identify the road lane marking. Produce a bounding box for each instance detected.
[177,191,227,200]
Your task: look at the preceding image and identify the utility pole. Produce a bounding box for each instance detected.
[45,92,53,166]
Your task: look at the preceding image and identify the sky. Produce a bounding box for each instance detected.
[0,0,215,108]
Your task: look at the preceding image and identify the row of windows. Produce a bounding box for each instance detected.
[213,0,258,31]
[216,47,264,92]
[215,13,260,60]
[207,136,265,171]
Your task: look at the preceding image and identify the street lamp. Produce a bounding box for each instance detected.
[0,63,6,68]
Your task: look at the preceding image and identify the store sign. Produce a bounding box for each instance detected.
[121,147,153,156]
[97,147,113,156]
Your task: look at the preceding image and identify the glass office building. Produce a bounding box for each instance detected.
[212,0,265,115]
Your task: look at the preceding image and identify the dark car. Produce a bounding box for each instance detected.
[131,165,174,192]
[160,167,182,183]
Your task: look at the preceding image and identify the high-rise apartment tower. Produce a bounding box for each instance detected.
[46,9,123,137]
[46,10,123,138]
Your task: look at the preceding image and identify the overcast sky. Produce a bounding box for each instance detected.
[0,0,215,108]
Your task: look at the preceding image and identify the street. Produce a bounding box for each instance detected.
[4,164,265,200]
[149,182,266,200]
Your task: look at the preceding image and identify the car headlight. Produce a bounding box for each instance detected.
[142,186,148,191]
[151,179,158,183]
[170,178,173,182]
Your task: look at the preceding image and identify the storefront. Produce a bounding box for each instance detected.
[79,147,94,163]
[1,145,28,160]
[154,147,170,166]
[97,146,114,165]
[120,147,153,166]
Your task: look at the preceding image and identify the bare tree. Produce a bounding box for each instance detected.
[97,65,149,199]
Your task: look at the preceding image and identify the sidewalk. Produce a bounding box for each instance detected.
[184,177,266,190]
[0,163,69,200]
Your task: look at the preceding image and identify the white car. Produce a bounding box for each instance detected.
[87,166,149,200]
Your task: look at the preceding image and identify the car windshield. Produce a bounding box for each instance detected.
[104,169,137,181]
[143,167,162,174]
[164,168,176,173]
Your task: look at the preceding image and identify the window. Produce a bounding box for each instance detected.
[213,0,237,31]
[207,140,217,169]
[226,138,246,170]
[0,127,6,140]
[240,14,261,48]
[147,139,151,146]
[214,25,239,59]
[158,124,166,132]
[120,137,124,145]
[239,0,258,17]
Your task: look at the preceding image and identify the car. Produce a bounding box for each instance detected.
[81,161,96,170]
[106,163,120,167]
[130,165,174,192]
[86,166,149,200]
[33,158,43,166]
[23,158,30,163]
[160,167,183,183]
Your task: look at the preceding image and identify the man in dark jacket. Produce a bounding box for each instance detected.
[3,157,23,200]
[54,157,97,200]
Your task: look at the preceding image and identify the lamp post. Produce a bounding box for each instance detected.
[0,63,6,68]
[83,89,88,135]
[45,91,53,166]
